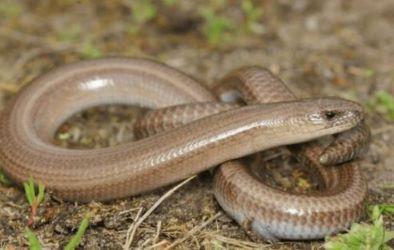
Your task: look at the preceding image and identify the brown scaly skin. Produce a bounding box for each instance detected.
[136,66,369,240]
[0,58,368,240]
[320,121,371,165]
[213,67,368,240]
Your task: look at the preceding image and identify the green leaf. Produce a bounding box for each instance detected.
[368,90,394,120]
[380,204,394,214]
[23,181,33,205]
[64,213,90,250]
[324,205,394,249]
[200,7,233,45]
[37,182,45,204]
[25,228,42,250]
[384,231,394,244]
[372,205,381,221]
[368,204,394,217]
[23,177,46,207]
[80,41,102,59]
[28,177,36,198]
[241,0,263,33]
[131,0,157,24]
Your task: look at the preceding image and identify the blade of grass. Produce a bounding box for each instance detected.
[23,177,46,226]
[23,182,33,205]
[64,213,90,250]
[37,182,45,204]
[28,177,35,197]
[373,204,394,215]
[25,228,42,250]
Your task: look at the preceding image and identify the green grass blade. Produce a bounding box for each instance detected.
[64,213,90,250]
[23,182,33,205]
[25,228,42,250]
[378,204,394,215]
[28,177,36,198]
[37,182,45,204]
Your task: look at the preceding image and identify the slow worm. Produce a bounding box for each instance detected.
[0,57,368,240]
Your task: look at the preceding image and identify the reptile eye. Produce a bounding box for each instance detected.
[323,111,337,120]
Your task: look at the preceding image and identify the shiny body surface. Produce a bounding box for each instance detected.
[0,58,368,239]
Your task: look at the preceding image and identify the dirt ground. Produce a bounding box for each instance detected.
[0,0,393,249]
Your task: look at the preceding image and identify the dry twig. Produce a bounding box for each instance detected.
[164,212,222,250]
[123,175,196,249]
[201,232,272,249]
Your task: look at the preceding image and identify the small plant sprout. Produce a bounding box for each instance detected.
[23,177,45,226]
[24,213,90,250]
[241,0,264,34]
[80,40,102,59]
[371,204,394,215]
[25,228,42,250]
[199,7,233,45]
[127,0,157,34]
[64,213,91,250]
[324,205,394,250]
[367,90,394,121]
